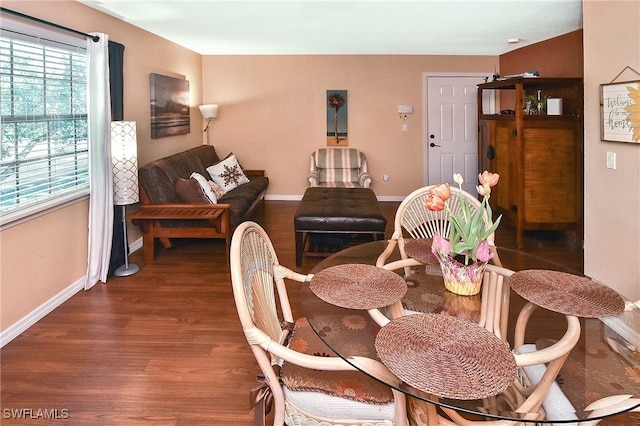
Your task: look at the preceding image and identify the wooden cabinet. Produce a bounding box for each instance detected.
[477,78,583,248]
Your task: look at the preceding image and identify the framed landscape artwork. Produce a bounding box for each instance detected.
[327,90,348,146]
[600,80,640,143]
[150,73,190,139]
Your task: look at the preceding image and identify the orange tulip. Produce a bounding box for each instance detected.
[429,183,451,201]
[424,193,446,211]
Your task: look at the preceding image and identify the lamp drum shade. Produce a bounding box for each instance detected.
[111,121,139,206]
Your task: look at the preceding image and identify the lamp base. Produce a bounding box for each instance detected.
[114,263,140,277]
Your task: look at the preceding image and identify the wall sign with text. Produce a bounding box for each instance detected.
[601,80,640,143]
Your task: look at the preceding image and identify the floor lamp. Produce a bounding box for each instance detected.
[199,104,218,145]
[111,121,140,276]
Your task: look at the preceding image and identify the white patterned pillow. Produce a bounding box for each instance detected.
[208,181,225,199]
[206,153,249,194]
[190,172,218,203]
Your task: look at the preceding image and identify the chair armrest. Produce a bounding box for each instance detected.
[307,170,320,187]
[244,169,265,177]
[359,171,372,188]
[376,239,398,267]
[254,329,399,385]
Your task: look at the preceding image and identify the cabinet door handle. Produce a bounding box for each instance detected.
[487,145,495,159]
[429,142,441,147]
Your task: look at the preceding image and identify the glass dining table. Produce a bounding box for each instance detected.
[300,240,640,425]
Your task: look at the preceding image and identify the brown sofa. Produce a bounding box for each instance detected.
[131,145,268,262]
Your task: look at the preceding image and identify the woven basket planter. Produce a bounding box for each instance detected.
[433,248,487,296]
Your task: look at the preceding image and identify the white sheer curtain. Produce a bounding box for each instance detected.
[84,33,113,290]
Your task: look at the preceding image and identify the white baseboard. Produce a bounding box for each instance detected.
[377,195,405,202]
[130,236,143,253]
[264,194,302,201]
[0,276,85,348]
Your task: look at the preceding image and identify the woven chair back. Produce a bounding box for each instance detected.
[396,185,488,240]
[231,222,286,349]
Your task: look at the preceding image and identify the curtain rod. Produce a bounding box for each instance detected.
[0,7,100,42]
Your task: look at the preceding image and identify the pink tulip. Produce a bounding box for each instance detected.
[431,233,451,256]
[475,240,495,262]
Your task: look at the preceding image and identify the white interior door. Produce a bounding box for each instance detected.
[426,75,486,195]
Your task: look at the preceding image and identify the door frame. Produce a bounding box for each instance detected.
[422,72,494,185]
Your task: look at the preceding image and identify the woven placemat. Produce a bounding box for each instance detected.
[375,313,516,400]
[509,269,625,318]
[310,264,407,309]
[404,238,439,265]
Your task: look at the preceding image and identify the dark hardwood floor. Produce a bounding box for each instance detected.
[0,200,604,425]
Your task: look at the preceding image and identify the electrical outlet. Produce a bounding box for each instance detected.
[606,152,616,169]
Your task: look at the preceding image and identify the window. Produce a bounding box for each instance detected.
[0,18,88,226]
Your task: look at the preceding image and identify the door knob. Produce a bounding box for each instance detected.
[429,142,441,147]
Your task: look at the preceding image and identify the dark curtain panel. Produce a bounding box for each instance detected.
[108,41,126,277]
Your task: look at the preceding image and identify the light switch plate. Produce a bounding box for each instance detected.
[606,152,616,169]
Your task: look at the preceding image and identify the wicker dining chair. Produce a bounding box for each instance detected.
[376,185,502,276]
[409,303,582,426]
[372,260,584,425]
[230,221,408,426]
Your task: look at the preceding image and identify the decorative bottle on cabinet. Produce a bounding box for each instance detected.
[477,77,583,248]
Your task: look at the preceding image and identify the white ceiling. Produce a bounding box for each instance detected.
[79,0,583,56]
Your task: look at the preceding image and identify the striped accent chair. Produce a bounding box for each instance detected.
[307,148,372,188]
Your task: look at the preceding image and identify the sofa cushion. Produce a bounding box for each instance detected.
[175,177,209,204]
[206,153,250,194]
[219,176,269,226]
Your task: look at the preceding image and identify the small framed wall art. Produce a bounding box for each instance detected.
[150,73,190,139]
[327,90,348,146]
[600,80,640,143]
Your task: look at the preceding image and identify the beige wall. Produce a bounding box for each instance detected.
[0,1,203,335]
[583,0,640,300]
[202,55,497,198]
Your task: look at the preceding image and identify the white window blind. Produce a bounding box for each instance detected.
[0,19,89,226]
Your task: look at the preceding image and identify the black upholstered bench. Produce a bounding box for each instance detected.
[294,187,386,266]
